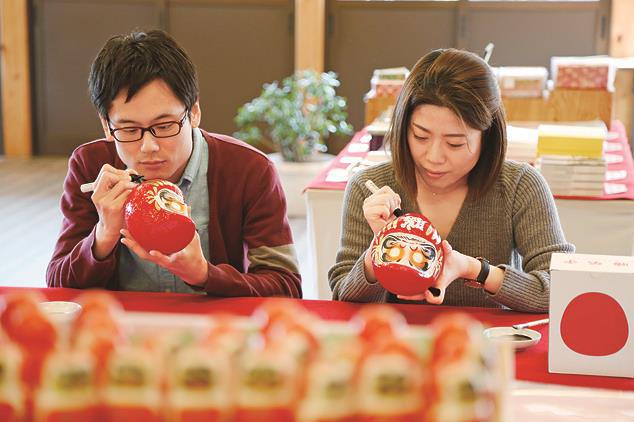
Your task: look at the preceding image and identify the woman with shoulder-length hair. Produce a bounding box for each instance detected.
[329,48,574,312]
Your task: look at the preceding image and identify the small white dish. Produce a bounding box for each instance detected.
[483,326,541,350]
[39,301,82,324]
[39,301,82,315]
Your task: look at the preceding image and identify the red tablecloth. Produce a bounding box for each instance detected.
[307,121,634,200]
[2,287,632,391]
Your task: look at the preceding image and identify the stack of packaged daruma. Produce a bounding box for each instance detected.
[0,291,508,422]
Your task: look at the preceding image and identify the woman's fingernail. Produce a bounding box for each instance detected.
[428,287,441,297]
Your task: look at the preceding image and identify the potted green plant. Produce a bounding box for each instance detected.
[234,70,353,162]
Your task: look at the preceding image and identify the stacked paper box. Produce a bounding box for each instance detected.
[496,66,548,98]
[536,156,606,196]
[536,124,606,158]
[536,124,607,196]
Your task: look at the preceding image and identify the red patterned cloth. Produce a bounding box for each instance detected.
[555,65,610,90]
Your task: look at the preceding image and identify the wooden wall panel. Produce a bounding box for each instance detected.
[0,0,32,157]
[464,7,602,68]
[610,0,634,58]
[32,0,160,155]
[295,0,324,72]
[167,1,293,137]
[610,0,634,140]
[326,1,455,137]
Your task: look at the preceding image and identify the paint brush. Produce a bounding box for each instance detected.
[364,180,404,217]
[512,318,550,330]
[80,174,145,193]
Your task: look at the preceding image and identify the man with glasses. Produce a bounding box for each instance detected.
[47,30,302,297]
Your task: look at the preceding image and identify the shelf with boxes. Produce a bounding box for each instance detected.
[495,56,620,131]
[364,56,632,136]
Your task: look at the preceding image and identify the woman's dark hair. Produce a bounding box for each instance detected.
[88,30,199,118]
[388,48,506,199]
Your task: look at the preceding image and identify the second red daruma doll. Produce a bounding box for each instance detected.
[428,314,499,422]
[0,340,24,422]
[71,297,123,390]
[102,346,162,422]
[352,305,407,346]
[34,350,97,422]
[234,337,298,422]
[354,340,426,422]
[124,179,195,255]
[371,213,444,296]
[296,354,357,422]
[165,344,234,422]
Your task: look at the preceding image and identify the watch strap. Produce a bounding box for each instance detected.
[475,257,490,284]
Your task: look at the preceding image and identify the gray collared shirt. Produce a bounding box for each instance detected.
[118,128,210,293]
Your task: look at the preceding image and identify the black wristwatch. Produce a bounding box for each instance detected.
[475,257,490,285]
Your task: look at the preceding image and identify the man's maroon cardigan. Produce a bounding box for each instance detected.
[46,131,302,298]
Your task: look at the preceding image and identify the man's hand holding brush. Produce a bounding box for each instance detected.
[88,165,142,260]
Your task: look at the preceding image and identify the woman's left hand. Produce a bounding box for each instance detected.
[397,240,470,304]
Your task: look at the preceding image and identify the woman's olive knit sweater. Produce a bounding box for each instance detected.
[328,161,575,313]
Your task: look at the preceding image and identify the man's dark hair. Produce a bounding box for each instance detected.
[88,30,199,118]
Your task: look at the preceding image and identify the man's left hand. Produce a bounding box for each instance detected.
[120,229,208,288]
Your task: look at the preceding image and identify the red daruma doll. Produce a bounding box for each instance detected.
[371,213,444,296]
[0,340,23,422]
[124,180,195,255]
[34,350,97,422]
[102,345,162,422]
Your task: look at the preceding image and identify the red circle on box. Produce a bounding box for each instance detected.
[124,180,196,255]
[371,213,444,296]
[560,292,629,356]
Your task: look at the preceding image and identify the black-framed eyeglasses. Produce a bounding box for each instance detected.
[108,109,189,143]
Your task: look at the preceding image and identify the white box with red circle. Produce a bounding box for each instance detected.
[549,253,634,378]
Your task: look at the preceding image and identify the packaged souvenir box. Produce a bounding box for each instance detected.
[496,66,548,98]
[552,56,615,91]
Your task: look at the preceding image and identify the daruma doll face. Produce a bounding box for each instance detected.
[124,180,195,255]
[371,213,444,296]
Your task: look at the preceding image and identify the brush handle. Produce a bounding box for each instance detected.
[79,182,97,193]
[512,318,549,330]
[364,180,404,217]
[80,174,144,193]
